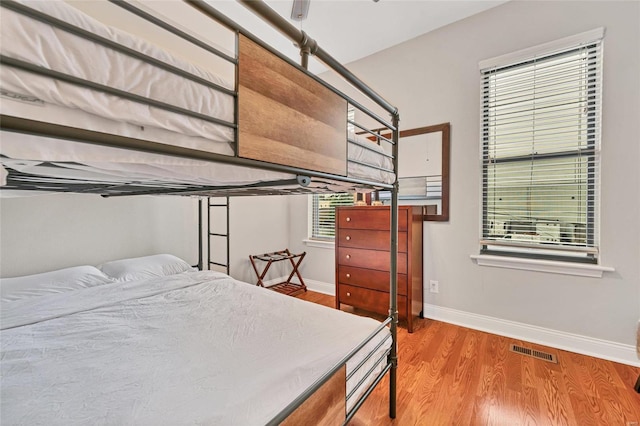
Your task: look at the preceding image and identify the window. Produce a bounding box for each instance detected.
[311,193,354,240]
[480,29,603,263]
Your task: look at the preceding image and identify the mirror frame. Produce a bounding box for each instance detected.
[398,123,450,222]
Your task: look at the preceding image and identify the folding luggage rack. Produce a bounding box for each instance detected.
[249,249,307,296]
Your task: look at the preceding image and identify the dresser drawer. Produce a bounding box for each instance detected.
[337,208,408,231]
[339,284,407,319]
[337,266,407,296]
[337,247,407,274]
[337,230,407,252]
[335,206,422,333]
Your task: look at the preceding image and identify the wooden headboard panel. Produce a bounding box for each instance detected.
[238,35,347,176]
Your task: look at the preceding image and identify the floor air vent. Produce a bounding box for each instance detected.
[509,343,558,363]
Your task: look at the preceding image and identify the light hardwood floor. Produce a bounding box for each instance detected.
[297,291,640,426]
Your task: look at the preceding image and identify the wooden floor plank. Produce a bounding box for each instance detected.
[560,351,600,426]
[296,291,640,425]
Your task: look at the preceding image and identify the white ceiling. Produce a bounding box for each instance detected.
[209,0,509,73]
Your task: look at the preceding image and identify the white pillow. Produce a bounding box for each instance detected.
[98,254,195,282]
[1,265,114,302]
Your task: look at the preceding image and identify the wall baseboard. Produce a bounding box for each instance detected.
[424,304,639,367]
[259,279,637,366]
[303,279,335,295]
[260,277,335,296]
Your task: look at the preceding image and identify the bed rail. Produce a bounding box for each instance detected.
[0,115,391,194]
[266,316,393,425]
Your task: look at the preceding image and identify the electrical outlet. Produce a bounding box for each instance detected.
[429,280,439,293]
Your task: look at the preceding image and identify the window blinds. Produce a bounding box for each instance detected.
[480,30,603,262]
[311,193,354,240]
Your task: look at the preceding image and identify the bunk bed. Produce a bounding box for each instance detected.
[0,0,402,424]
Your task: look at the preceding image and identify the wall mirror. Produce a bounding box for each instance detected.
[365,122,450,221]
[398,123,449,221]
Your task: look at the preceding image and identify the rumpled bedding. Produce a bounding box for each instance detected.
[1,270,389,425]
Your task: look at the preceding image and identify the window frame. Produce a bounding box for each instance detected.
[479,28,604,264]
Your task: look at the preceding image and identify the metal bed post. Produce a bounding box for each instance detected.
[226,197,230,275]
[198,198,203,270]
[389,112,400,419]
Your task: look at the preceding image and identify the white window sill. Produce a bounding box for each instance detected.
[303,239,335,249]
[470,254,614,278]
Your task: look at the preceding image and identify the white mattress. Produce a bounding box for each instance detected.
[0,0,395,190]
[1,0,235,144]
[0,270,391,425]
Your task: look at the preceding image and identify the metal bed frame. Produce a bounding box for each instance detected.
[0,0,401,423]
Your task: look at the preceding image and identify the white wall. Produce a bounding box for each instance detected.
[0,194,290,284]
[0,193,198,277]
[226,196,291,285]
[292,1,640,362]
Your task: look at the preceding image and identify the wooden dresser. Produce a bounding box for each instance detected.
[335,205,423,333]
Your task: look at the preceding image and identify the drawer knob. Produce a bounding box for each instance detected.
[346,236,351,241]
[346,292,351,297]
[346,254,351,259]
[346,217,351,222]
[346,273,351,278]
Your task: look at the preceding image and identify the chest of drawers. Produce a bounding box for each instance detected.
[335,206,423,333]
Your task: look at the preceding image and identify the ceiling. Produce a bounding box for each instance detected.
[209,0,509,73]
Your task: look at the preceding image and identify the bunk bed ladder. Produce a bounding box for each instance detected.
[207,196,230,275]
